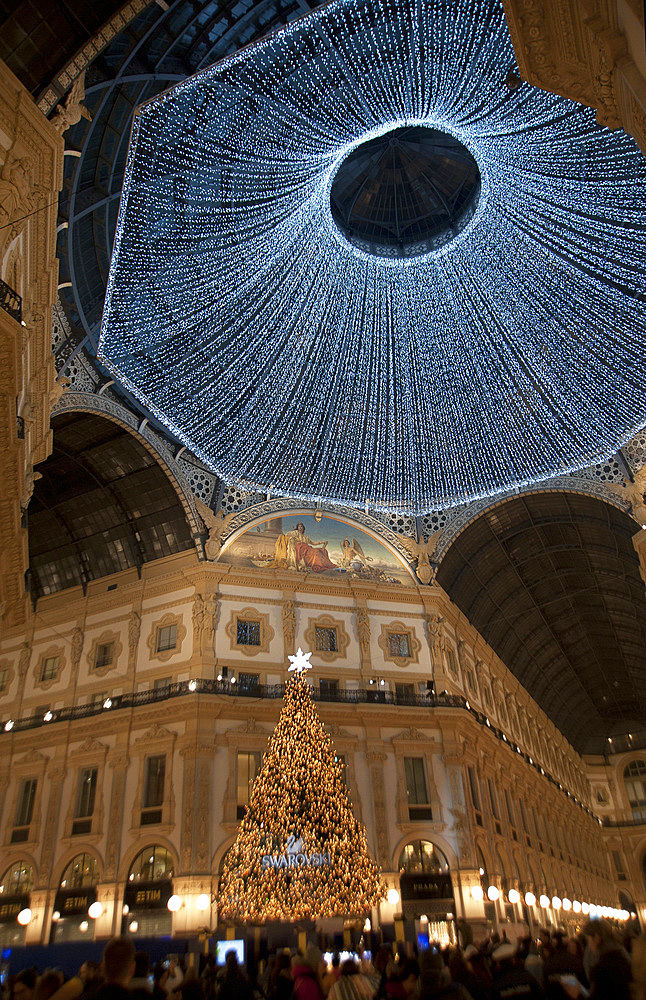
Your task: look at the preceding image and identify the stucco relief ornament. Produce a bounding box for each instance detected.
[50,72,92,135]
[195,500,235,559]
[400,534,439,584]
[607,465,646,525]
[288,647,312,674]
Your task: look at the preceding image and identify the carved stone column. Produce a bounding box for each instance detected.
[179,743,216,873]
[105,752,130,880]
[366,750,390,869]
[355,603,371,671]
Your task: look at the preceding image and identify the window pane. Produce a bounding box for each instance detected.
[15,779,36,827]
[388,633,410,657]
[237,620,260,646]
[156,625,177,652]
[395,683,415,703]
[319,678,339,698]
[468,767,481,810]
[0,668,9,691]
[40,656,58,682]
[315,627,338,652]
[94,643,113,668]
[239,673,259,690]
[237,751,260,805]
[404,757,428,804]
[75,768,97,818]
[144,756,166,808]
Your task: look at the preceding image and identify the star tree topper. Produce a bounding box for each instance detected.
[288,647,313,674]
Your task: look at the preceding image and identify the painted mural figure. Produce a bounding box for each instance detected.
[282,522,337,572]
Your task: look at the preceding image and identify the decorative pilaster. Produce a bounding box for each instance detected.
[38,763,67,889]
[105,752,129,880]
[366,750,390,869]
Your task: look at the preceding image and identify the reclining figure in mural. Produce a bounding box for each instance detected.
[275,522,338,572]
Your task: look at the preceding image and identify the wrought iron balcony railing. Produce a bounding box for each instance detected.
[0,278,22,324]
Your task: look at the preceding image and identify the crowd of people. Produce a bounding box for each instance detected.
[4,921,646,1000]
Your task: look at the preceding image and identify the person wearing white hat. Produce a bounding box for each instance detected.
[491,942,545,999]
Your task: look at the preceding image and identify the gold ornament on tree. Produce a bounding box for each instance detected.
[218,651,386,922]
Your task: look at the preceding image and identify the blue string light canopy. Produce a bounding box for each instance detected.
[99,0,646,515]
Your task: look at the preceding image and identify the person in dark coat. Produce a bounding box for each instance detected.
[94,938,136,1000]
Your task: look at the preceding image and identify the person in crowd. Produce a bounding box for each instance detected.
[581,919,631,984]
[179,969,204,1000]
[384,959,419,1000]
[94,937,136,1000]
[130,952,152,1000]
[449,946,490,1000]
[562,945,632,999]
[490,943,545,1000]
[292,947,325,1000]
[34,973,63,1000]
[13,970,37,1000]
[166,960,183,998]
[327,960,373,1000]
[267,953,293,1000]
[152,965,169,1000]
[542,931,588,999]
[322,955,341,997]
[215,952,253,1000]
[631,933,646,1000]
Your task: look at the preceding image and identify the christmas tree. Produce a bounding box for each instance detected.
[218,648,386,922]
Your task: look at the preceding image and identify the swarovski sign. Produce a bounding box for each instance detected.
[261,835,331,871]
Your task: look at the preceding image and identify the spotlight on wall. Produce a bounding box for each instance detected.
[196,894,210,911]
[551,896,562,910]
[562,898,572,911]
[539,895,550,909]
[487,886,499,902]
[470,885,484,901]
[43,711,53,722]
[507,889,520,905]
[88,901,103,919]
[167,894,182,912]
[188,680,197,692]
[122,904,130,915]
[524,892,536,907]
[103,698,112,709]
[79,920,89,933]
[52,911,60,922]
[17,908,31,925]
[572,900,581,913]
[129,920,139,933]
[581,902,590,915]
[4,721,13,732]
[387,888,400,906]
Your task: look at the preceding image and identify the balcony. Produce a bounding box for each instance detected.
[0,277,22,325]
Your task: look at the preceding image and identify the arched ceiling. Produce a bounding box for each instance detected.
[28,412,195,599]
[436,492,646,755]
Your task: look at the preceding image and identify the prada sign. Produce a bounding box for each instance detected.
[124,879,173,910]
[400,873,454,907]
[54,888,97,916]
[0,894,30,923]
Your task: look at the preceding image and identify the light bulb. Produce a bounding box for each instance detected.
[167,894,182,912]
[524,892,536,907]
[507,889,520,905]
[196,894,210,910]
[17,908,31,926]
[487,885,499,902]
[88,901,103,919]
[471,885,484,901]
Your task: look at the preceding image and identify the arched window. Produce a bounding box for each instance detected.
[60,854,99,889]
[476,846,488,879]
[128,846,174,883]
[398,840,449,874]
[0,861,33,895]
[624,760,646,821]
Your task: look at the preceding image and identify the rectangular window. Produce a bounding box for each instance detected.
[73,768,97,835]
[155,625,177,653]
[236,619,260,646]
[12,778,36,841]
[518,798,532,846]
[484,685,493,709]
[153,677,172,690]
[40,656,58,682]
[238,673,260,692]
[315,626,338,652]
[404,757,432,819]
[319,678,339,699]
[488,778,502,834]
[0,668,9,692]
[505,789,517,838]
[395,683,415,703]
[141,755,165,825]
[467,766,483,825]
[612,850,626,880]
[94,642,113,669]
[466,669,477,692]
[237,751,261,818]
[156,624,177,652]
[90,692,107,707]
[388,633,410,658]
[446,648,458,676]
